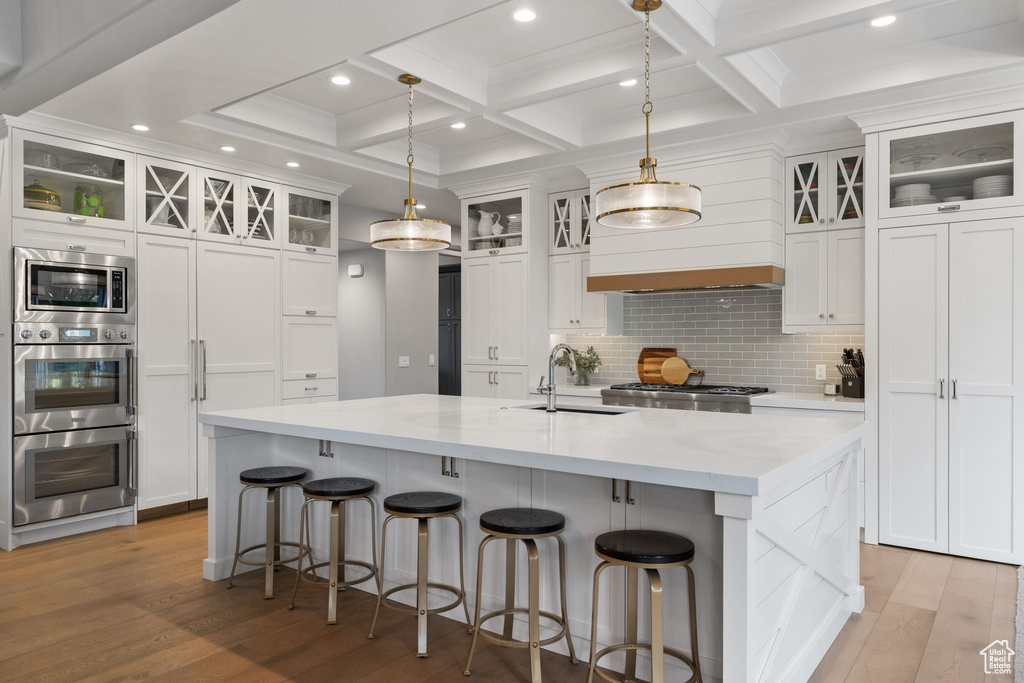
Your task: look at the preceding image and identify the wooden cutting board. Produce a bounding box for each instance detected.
[637,348,676,384]
[661,356,705,385]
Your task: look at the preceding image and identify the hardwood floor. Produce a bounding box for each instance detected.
[0,511,1016,682]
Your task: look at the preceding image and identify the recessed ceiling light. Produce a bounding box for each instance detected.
[870,15,896,27]
[131,124,149,132]
[619,79,637,87]
[220,145,236,152]
[329,75,351,86]
[451,122,466,129]
[512,8,536,22]
[287,162,300,168]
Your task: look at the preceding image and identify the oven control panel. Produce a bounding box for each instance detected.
[14,323,134,344]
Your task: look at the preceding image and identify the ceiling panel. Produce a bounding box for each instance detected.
[270,63,406,116]
[415,118,509,148]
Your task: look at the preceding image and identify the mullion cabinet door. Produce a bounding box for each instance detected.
[827,148,865,230]
[785,153,826,233]
[198,170,241,242]
[550,191,576,255]
[138,157,197,237]
[242,179,281,248]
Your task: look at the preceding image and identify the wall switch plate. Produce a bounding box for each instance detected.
[815,364,827,381]
[399,356,410,368]
[429,354,435,366]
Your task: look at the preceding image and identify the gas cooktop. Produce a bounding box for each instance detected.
[607,383,770,396]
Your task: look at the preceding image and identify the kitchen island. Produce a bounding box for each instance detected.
[200,394,866,683]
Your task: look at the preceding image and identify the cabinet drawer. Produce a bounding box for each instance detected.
[283,252,338,316]
[12,216,135,257]
[283,318,338,380]
[283,378,338,399]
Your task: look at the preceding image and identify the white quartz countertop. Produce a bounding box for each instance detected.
[200,394,866,496]
[750,392,865,412]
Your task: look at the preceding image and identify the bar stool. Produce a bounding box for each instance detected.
[289,477,379,624]
[368,491,472,657]
[587,530,702,683]
[464,508,578,682]
[226,466,310,599]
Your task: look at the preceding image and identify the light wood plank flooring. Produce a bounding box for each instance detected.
[0,511,1016,682]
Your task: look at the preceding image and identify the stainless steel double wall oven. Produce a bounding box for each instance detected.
[12,248,138,526]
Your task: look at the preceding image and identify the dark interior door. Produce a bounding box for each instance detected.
[438,265,461,396]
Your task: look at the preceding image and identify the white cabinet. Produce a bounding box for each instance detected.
[783,229,864,332]
[283,252,338,316]
[785,147,865,233]
[283,318,338,381]
[462,365,528,399]
[877,110,1023,219]
[461,254,528,367]
[462,189,528,258]
[549,253,622,333]
[879,219,1024,564]
[138,156,198,237]
[199,169,242,243]
[549,189,592,255]
[284,187,336,255]
[240,178,282,248]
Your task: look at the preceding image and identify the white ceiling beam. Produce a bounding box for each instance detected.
[724,50,786,108]
[215,93,338,146]
[500,106,582,148]
[662,0,717,45]
[369,37,489,105]
[0,0,21,81]
[335,97,464,148]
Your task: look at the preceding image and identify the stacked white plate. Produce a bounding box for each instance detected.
[973,175,1012,199]
[506,219,522,234]
[892,183,936,207]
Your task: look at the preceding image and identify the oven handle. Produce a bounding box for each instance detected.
[126,429,138,499]
[199,340,208,401]
[126,348,138,416]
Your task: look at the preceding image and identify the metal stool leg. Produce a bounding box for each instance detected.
[264,486,278,599]
[226,485,253,589]
[416,517,430,657]
[464,534,498,675]
[368,513,396,639]
[337,499,348,592]
[503,538,517,640]
[624,566,639,680]
[327,499,342,624]
[555,534,579,664]
[289,498,313,610]
[686,564,703,682]
[587,561,612,683]
[524,538,542,683]
[646,568,665,683]
[452,512,473,631]
[360,496,380,594]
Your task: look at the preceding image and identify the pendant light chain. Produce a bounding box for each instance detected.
[406,81,415,202]
[643,9,653,161]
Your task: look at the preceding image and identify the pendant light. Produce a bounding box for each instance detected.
[370,74,452,251]
[594,0,701,229]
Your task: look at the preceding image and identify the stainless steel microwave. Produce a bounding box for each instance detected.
[14,248,135,324]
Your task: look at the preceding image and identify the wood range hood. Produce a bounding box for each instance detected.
[587,265,785,294]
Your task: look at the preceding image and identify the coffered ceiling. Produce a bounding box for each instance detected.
[5,0,1024,228]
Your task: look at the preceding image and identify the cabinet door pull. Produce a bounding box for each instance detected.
[190,339,198,401]
[569,319,573,324]
[819,313,825,319]
[952,379,958,399]
[488,345,493,360]
[494,373,499,385]
[67,216,87,224]
[829,217,835,223]
[304,386,319,392]
[828,313,835,319]
[67,244,87,251]
[818,218,825,224]
[199,340,208,400]
[575,319,580,324]
[305,373,317,379]
[305,310,317,315]
[494,346,498,360]
[626,480,635,505]
[611,479,621,503]
[938,378,945,399]
[938,204,961,213]
[305,246,316,252]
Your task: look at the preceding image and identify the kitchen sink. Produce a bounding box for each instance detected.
[513,404,635,416]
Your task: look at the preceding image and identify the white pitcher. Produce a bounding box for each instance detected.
[477,211,500,237]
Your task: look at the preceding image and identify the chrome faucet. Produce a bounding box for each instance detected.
[538,343,577,412]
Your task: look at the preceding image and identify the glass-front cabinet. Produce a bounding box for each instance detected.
[242,179,280,248]
[199,169,241,242]
[14,131,133,231]
[549,189,592,255]
[878,111,1022,218]
[462,189,527,258]
[785,147,865,233]
[138,156,197,236]
[284,187,336,255]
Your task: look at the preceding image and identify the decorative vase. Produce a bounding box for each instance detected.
[574,371,591,386]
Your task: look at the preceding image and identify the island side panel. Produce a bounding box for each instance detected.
[717,440,862,683]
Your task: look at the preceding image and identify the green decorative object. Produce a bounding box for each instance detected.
[553,345,602,386]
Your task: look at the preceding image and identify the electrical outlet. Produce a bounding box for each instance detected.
[398,356,410,368]
[429,354,435,367]
[815,364,827,381]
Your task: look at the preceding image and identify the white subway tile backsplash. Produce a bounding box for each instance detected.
[567,289,863,394]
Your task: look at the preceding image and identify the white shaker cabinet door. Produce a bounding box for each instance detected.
[948,218,1024,563]
[827,229,865,326]
[283,317,338,381]
[283,252,338,316]
[878,224,949,553]
[493,365,528,400]
[462,366,495,399]
[577,254,607,331]
[492,254,528,366]
[462,259,493,365]
[784,232,827,326]
[548,254,576,330]
[136,235,197,509]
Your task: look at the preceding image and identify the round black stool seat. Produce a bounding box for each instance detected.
[480,507,565,536]
[384,491,462,515]
[239,466,308,486]
[302,477,376,498]
[595,529,695,565]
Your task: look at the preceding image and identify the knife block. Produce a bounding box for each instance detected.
[841,377,864,399]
